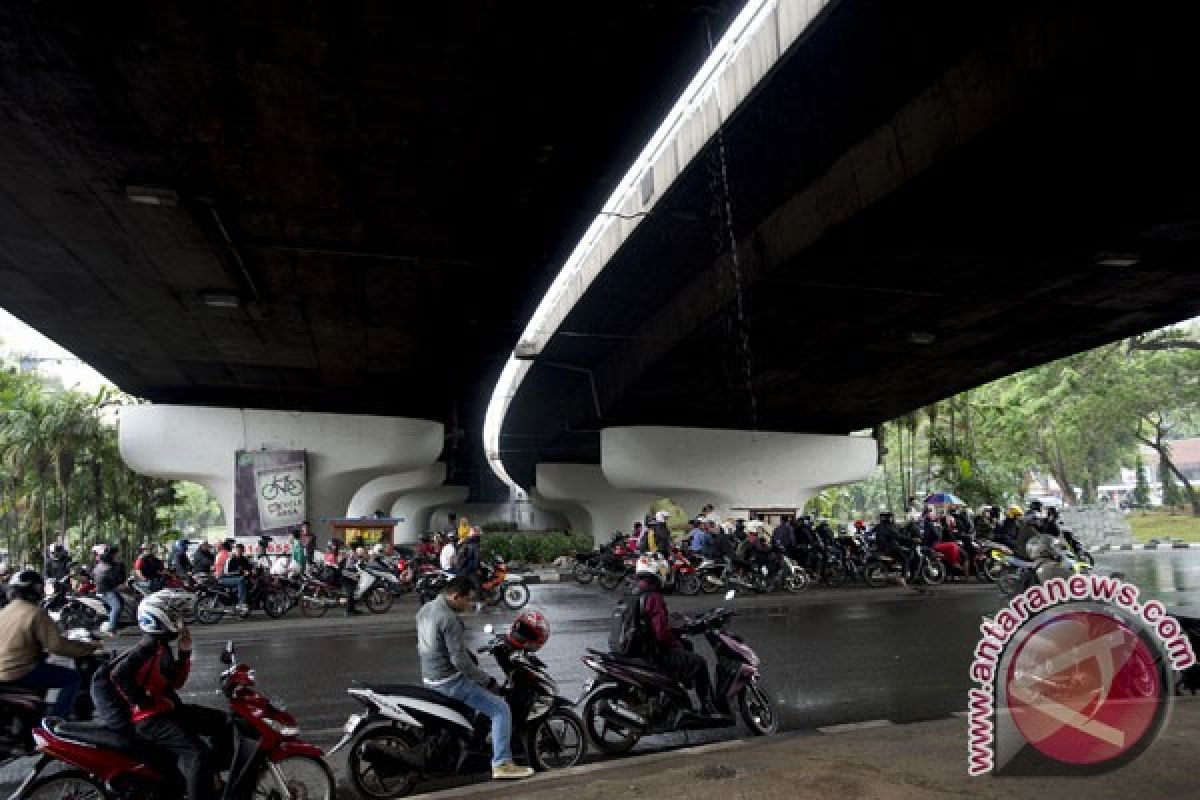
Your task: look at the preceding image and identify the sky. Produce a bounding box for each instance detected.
[0,307,112,394]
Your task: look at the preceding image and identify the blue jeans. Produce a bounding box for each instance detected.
[219,576,247,604]
[435,675,512,766]
[102,590,122,630]
[16,660,81,719]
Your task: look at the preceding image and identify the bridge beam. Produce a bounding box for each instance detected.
[118,405,443,536]
[533,463,657,546]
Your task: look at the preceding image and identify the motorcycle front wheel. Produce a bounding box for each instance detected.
[365,586,394,614]
[921,559,946,585]
[256,754,336,800]
[347,726,420,799]
[598,571,623,591]
[299,590,330,618]
[582,687,642,755]
[996,568,1024,598]
[864,562,888,589]
[503,582,531,610]
[195,594,223,625]
[822,564,846,588]
[739,682,778,735]
[263,590,290,619]
[677,573,701,596]
[783,571,808,593]
[526,709,587,771]
[21,770,107,800]
[572,562,595,585]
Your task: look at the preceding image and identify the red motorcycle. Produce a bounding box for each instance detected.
[666,547,702,595]
[12,641,334,800]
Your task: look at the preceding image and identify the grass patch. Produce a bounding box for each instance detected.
[1128,511,1200,543]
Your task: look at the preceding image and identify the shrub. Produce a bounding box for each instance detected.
[481,520,518,534]
[481,531,594,564]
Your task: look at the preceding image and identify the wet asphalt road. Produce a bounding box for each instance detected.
[175,549,1199,752]
[180,582,1008,749]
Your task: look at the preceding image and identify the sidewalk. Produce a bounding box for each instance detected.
[412,697,1200,800]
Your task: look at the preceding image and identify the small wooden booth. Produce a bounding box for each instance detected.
[328,518,398,549]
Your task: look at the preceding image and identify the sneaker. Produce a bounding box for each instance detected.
[492,762,534,780]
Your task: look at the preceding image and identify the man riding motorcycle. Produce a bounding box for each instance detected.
[415,574,534,781]
[98,592,228,800]
[872,512,912,581]
[630,555,723,718]
[0,570,102,719]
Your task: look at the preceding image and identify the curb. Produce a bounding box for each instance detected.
[1096,543,1200,552]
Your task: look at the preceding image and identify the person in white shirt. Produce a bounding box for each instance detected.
[439,533,457,573]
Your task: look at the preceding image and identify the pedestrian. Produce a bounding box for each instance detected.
[45,544,71,581]
[301,521,317,566]
[93,547,123,636]
[290,529,307,574]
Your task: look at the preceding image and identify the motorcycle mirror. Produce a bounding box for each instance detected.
[220,640,235,665]
[483,624,494,635]
[724,590,736,601]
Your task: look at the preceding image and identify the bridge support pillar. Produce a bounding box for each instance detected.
[118,405,443,538]
[532,464,658,545]
[601,427,878,516]
[388,486,471,544]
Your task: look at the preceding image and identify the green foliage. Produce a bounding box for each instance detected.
[0,365,175,567]
[1133,455,1151,508]
[481,531,594,565]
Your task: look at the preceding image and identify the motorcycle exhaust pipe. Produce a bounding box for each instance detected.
[600,704,646,728]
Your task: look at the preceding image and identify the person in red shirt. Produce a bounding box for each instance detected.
[106,593,227,800]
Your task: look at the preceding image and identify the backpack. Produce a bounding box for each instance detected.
[608,590,646,656]
[90,648,136,732]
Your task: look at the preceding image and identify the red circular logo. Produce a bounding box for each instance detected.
[1006,610,1162,766]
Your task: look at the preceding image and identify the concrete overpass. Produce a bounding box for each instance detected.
[3,1,1200,537]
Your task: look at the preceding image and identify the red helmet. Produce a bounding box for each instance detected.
[507,610,550,652]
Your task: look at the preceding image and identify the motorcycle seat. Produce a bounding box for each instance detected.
[356,683,479,722]
[50,720,136,750]
[584,649,659,671]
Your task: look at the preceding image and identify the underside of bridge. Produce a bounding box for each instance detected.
[2,1,1199,498]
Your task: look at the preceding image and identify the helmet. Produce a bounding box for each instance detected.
[1028,500,1044,512]
[149,589,195,614]
[137,592,185,635]
[7,570,44,603]
[878,511,894,524]
[634,554,669,586]
[371,543,385,556]
[654,510,670,523]
[1007,505,1023,519]
[507,610,550,652]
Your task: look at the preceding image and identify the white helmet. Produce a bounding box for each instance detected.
[654,510,670,523]
[137,591,185,634]
[371,543,385,556]
[634,554,669,586]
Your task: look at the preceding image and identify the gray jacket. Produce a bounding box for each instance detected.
[416,595,490,687]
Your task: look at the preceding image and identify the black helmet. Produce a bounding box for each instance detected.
[8,570,44,603]
[1029,500,1044,512]
[879,511,895,524]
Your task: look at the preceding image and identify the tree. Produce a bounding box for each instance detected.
[1132,454,1151,509]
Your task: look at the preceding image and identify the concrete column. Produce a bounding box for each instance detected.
[534,463,658,545]
[346,464,446,519]
[601,426,878,512]
[389,486,470,543]
[119,405,444,534]
[528,489,593,538]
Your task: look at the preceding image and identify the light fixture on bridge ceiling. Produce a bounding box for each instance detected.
[908,331,936,346]
[1095,252,1141,268]
[125,185,179,207]
[199,290,241,309]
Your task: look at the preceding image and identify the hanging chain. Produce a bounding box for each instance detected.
[705,16,758,430]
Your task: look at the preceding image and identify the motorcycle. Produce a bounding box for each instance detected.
[479,555,531,610]
[194,570,289,623]
[0,631,108,765]
[11,641,335,800]
[299,566,393,617]
[331,623,585,797]
[414,570,449,606]
[42,578,109,633]
[767,548,808,593]
[571,551,604,585]
[864,539,946,587]
[996,536,1094,597]
[580,591,775,755]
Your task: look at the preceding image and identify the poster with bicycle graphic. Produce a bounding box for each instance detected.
[234,450,307,537]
